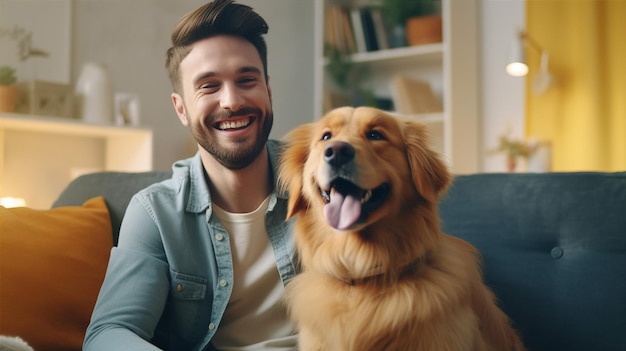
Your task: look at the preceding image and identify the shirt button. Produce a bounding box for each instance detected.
[215,233,224,241]
[219,279,228,287]
[208,323,215,330]
[176,283,183,292]
[551,246,564,259]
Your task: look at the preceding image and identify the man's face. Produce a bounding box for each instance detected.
[172,35,273,170]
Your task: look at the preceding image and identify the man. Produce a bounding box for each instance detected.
[83,1,298,350]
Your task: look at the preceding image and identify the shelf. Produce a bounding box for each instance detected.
[327,43,444,66]
[409,112,445,124]
[389,111,444,124]
[0,113,153,209]
[0,113,151,137]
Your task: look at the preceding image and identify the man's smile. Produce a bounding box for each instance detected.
[213,116,254,131]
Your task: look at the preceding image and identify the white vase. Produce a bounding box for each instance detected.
[75,62,114,124]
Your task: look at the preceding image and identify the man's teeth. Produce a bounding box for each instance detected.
[217,119,250,130]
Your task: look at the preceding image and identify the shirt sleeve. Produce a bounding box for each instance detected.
[83,196,170,350]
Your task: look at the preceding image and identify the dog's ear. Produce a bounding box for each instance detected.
[278,123,313,219]
[401,119,451,203]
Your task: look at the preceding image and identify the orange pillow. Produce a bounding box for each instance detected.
[0,196,113,351]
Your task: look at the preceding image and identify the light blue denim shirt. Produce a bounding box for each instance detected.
[84,140,297,351]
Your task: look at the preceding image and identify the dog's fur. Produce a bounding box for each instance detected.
[279,106,525,351]
[0,336,34,351]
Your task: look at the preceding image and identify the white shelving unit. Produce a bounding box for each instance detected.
[314,0,479,174]
[0,113,153,208]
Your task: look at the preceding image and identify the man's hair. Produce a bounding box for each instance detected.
[165,0,269,93]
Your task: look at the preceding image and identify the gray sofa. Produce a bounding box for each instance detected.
[53,171,626,351]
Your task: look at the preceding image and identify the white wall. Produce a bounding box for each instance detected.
[480,0,526,172]
[73,0,315,170]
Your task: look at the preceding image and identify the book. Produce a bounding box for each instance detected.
[325,5,357,54]
[324,5,337,54]
[339,6,356,53]
[350,8,367,53]
[369,8,389,50]
[390,75,443,115]
[359,7,378,51]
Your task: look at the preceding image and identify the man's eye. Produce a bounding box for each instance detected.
[200,82,219,90]
[366,130,384,140]
[321,132,332,141]
[239,77,257,85]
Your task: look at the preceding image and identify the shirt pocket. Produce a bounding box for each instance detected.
[170,271,207,300]
[163,271,210,345]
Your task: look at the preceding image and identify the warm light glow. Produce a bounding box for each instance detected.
[0,197,27,208]
[506,62,529,77]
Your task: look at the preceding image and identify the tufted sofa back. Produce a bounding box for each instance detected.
[439,172,626,351]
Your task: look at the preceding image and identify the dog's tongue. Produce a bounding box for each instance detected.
[324,187,363,230]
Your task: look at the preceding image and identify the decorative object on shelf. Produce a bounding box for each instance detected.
[490,135,551,173]
[491,135,533,172]
[114,92,141,126]
[406,14,442,46]
[0,0,71,84]
[506,30,553,94]
[14,81,73,118]
[0,25,50,63]
[379,0,441,47]
[0,65,19,112]
[526,139,552,173]
[390,75,442,115]
[324,44,376,110]
[1,24,52,115]
[75,62,114,124]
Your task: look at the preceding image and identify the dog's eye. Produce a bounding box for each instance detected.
[366,130,385,140]
[321,132,332,141]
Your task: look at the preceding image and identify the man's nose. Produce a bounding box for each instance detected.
[220,83,245,111]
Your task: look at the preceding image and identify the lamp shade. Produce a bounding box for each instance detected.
[506,38,528,77]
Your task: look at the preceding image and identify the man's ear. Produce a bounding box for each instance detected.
[171,92,188,126]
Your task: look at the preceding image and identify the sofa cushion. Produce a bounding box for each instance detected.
[0,196,113,351]
[52,171,172,245]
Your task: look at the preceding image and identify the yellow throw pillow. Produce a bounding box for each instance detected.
[0,196,113,351]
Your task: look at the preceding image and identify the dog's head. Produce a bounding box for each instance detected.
[280,106,450,232]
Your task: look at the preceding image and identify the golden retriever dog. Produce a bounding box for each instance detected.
[279,106,525,351]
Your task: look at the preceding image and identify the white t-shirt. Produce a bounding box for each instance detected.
[211,197,297,351]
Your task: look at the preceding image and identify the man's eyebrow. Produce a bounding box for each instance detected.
[192,71,217,87]
[239,66,262,75]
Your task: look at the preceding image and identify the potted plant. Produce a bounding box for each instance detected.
[380,0,441,47]
[491,136,535,172]
[325,44,376,110]
[0,65,19,113]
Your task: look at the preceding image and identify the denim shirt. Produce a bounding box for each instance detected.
[84,140,297,351]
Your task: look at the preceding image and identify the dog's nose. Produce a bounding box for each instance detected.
[324,141,355,167]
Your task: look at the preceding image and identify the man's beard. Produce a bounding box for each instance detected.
[191,107,273,170]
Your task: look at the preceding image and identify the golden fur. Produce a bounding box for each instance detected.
[279,106,525,351]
